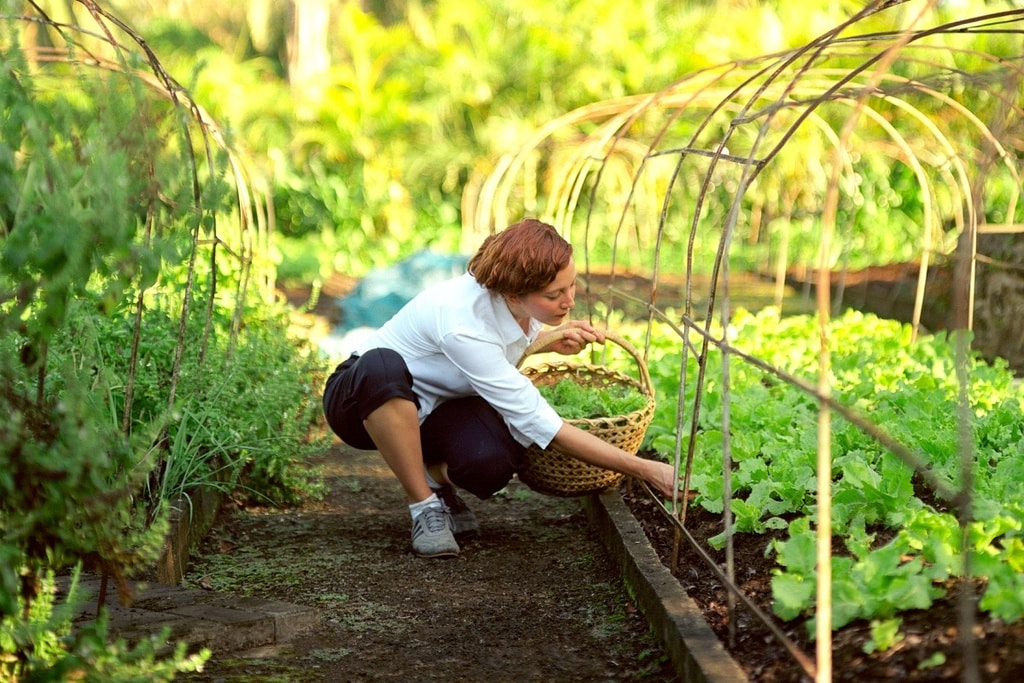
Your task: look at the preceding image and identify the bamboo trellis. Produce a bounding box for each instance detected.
[6,0,274,488]
[467,3,1024,682]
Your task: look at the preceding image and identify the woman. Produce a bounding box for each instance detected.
[322,218,679,558]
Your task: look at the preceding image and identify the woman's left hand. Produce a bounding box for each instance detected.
[545,321,605,355]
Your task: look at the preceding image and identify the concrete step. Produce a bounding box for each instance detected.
[57,573,319,655]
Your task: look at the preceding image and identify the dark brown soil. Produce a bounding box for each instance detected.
[622,487,1024,683]
[178,441,1024,683]
[178,445,678,682]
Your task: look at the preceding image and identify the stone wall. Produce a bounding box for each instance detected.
[973,233,1024,375]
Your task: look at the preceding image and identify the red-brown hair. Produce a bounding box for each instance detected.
[468,219,573,297]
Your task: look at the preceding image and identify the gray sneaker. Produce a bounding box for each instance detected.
[411,506,459,558]
[433,484,480,536]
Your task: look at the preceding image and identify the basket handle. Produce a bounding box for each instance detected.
[516,327,653,395]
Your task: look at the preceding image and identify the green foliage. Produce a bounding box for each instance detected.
[0,70,156,347]
[771,518,945,633]
[0,22,175,625]
[0,569,209,681]
[0,347,169,609]
[641,308,1024,636]
[0,13,327,679]
[98,0,1024,285]
[863,618,904,655]
[133,0,866,279]
[537,377,647,420]
[43,291,328,507]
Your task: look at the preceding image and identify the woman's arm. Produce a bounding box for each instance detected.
[548,422,679,498]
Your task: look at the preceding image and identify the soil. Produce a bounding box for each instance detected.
[178,445,679,683]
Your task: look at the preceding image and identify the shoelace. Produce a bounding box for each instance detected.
[422,507,450,533]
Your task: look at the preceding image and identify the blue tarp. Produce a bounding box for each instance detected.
[334,249,469,334]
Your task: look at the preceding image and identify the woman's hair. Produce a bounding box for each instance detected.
[468,218,573,297]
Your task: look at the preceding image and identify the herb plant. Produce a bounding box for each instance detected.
[538,377,647,420]
[0,16,325,679]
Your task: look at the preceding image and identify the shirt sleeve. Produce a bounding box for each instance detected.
[439,329,563,448]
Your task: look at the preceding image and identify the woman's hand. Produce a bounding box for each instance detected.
[550,424,682,500]
[642,459,683,500]
[544,321,605,355]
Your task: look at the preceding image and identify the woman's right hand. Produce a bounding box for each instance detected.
[542,322,604,355]
[641,459,682,500]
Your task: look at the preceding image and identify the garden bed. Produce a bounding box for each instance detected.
[622,487,1024,682]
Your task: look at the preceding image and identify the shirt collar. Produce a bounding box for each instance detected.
[487,287,538,344]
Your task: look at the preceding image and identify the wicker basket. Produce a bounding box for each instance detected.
[516,328,655,497]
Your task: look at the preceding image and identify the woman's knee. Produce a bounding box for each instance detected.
[322,349,417,448]
[447,455,519,499]
[421,396,525,499]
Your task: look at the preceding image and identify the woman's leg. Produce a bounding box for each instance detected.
[323,349,432,503]
[362,397,433,504]
[421,396,526,499]
[322,349,458,557]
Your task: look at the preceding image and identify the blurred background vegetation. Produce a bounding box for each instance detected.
[2,0,1021,678]
[28,0,1012,285]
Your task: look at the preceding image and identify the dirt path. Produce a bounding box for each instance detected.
[178,443,679,682]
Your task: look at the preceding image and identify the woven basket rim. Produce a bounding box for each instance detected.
[522,361,653,428]
[516,330,656,496]
[517,328,653,393]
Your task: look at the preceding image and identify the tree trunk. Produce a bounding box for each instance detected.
[288,0,331,110]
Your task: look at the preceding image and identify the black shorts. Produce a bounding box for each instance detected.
[322,349,527,498]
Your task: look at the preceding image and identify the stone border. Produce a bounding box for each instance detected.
[583,490,750,683]
[153,485,223,585]
[62,574,320,654]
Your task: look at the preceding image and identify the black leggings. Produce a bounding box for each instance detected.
[322,349,526,499]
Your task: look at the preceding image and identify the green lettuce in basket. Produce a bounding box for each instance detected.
[537,377,646,420]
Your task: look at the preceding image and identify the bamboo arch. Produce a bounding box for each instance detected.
[8,0,274,487]
[468,4,1024,682]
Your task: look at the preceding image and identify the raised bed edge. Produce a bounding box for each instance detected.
[582,490,750,683]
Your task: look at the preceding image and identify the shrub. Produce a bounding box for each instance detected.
[1,7,325,677]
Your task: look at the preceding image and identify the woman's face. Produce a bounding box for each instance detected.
[515,262,577,326]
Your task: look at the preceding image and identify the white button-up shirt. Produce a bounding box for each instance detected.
[355,272,563,448]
